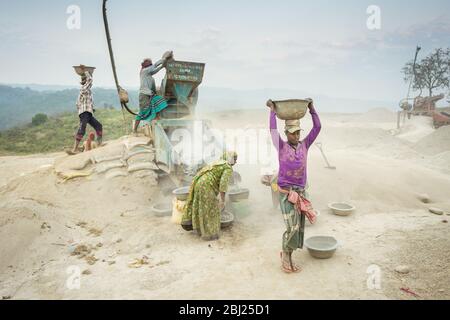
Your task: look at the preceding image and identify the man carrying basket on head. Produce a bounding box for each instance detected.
[68,65,103,155]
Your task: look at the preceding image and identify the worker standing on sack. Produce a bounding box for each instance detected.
[267,99,321,273]
[67,65,103,155]
[133,50,173,134]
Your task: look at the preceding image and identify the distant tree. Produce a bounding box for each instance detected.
[403,48,450,97]
[31,113,48,126]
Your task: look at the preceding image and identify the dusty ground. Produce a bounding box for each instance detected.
[0,108,449,300]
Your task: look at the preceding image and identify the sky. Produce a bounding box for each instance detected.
[0,0,449,102]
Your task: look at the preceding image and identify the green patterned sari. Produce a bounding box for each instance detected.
[181,160,233,240]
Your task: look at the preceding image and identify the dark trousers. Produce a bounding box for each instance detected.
[76,112,103,142]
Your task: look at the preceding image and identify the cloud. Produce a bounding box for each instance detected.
[322,15,450,52]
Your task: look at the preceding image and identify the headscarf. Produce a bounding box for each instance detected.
[141,58,153,70]
[222,151,238,166]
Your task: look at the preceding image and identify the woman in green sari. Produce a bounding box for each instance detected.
[181,152,238,241]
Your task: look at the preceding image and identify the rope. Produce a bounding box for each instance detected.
[102,0,137,116]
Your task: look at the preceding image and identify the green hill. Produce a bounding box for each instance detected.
[0,109,134,155]
[0,85,138,130]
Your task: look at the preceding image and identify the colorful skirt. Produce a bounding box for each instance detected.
[279,187,307,252]
[135,95,168,121]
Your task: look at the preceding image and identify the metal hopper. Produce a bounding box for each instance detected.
[159,60,205,119]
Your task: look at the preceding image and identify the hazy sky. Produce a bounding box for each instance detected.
[1,0,449,101]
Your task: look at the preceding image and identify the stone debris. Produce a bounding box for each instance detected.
[429,207,444,215]
[394,265,410,274]
[416,193,430,204]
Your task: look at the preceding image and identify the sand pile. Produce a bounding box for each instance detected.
[395,116,435,143]
[351,108,397,123]
[1,110,450,300]
[414,126,450,155]
[319,126,414,156]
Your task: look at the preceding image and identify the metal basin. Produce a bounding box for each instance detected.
[73,65,96,76]
[221,210,234,229]
[151,203,172,217]
[273,99,310,120]
[328,202,355,216]
[173,186,190,201]
[304,236,338,259]
[228,188,250,202]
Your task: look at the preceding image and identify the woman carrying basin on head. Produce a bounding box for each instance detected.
[267,99,321,273]
[181,152,238,241]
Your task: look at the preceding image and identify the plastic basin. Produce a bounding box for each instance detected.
[173,186,190,201]
[73,65,96,76]
[328,202,355,216]
[151,203,172,217]
[273,99,310,120]
[221,210,234,229]
[304,236,338,259]
[228,188,250,202]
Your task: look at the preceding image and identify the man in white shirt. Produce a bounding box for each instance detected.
[68,65,103,155]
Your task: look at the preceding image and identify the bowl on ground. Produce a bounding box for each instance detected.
[151,203,172,217]
[228,188,250,202]
[304,236,338,259]
[328,202,355,216]
[173,186,190,201]
[221,210,234,229]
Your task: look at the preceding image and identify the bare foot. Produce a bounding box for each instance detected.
[289,253,302,273]
[65,149,79,156]
[280,252,293,274]
[289,261,302,273]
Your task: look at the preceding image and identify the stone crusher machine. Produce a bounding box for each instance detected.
[102,0,225,186]
[409,94,450,128]
[410,94,445,116]
[399,94,449,128]
[152,60,226,184]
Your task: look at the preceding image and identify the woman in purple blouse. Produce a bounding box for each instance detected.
[267,99,321,273]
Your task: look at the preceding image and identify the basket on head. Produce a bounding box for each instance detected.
[73,65,96,76]
[273,99,311,120]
